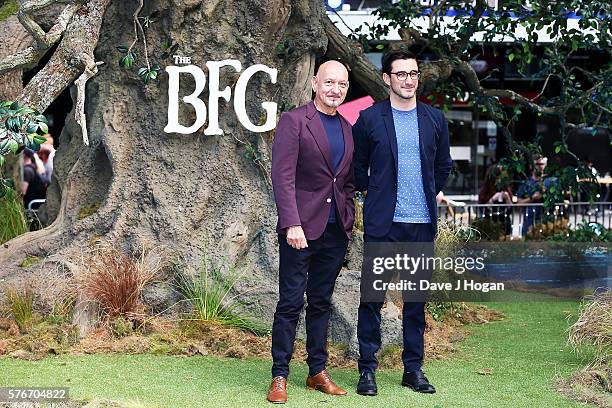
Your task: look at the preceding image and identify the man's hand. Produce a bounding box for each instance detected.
[531,191,542,202]
[286,225,308,249]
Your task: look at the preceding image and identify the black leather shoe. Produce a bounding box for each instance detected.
[356,371,377,396]
[402,370,436,394]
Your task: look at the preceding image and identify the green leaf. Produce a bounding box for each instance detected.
[33,134,47,144]
[149,70,158,80]
[0,155,4,167]
[38,122,48,134]
[555,145,561,153]
[508,53,515,62]
[117,46,128,53]
[138,67,148,77]
[16,107,35,115]
[571,40,578,51]
[27,123,38,134]
[7,139,18,154]
[119,52,136,69]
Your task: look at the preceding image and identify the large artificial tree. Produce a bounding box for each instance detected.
[0,0,609,339]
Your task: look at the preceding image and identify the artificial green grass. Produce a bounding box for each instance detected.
[0,301,589,407]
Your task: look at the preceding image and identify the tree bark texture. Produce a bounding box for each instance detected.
[0,0,402,353]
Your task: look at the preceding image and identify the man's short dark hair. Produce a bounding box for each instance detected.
[23,148,35,159]
[381,49,418,75]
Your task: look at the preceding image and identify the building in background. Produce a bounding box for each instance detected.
[328,0,611,201]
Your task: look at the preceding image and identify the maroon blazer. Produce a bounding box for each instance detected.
[271,101,355,240]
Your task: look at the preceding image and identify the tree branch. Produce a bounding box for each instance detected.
[0,2,82,76]
[323,17,388,101]
[45,2,82,45]
[75,55,104,146]
[19,0,75,13]
[17,10,47,48]
[17,0,111,112]
[128,0,144,53]
[453,0,487,56]
[0,47,40,76]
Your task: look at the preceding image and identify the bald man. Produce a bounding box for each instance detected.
[268,61,355,403]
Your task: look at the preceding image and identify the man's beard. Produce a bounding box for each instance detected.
[393,86,415,100]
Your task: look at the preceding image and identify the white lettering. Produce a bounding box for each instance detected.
[164,65,207,134]
[205,60,242,135]
[234,64,278,132]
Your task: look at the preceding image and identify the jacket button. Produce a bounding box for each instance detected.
[326,198,332,203]
[333,177,336,182]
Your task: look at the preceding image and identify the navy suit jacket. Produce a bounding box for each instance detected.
[271,101,355,240]
[353,99,453,237]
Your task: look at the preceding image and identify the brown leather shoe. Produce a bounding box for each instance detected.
[267,376,287,404]
[306,370,347,395]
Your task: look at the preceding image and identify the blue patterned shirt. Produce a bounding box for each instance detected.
[392,107,430,223]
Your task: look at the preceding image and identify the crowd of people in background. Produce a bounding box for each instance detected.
[20,134,55,211]
[474,153,610,236]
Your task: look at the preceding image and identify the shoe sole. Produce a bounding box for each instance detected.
[356,389,377,396]
[306,386,347,395]
[401,383,436,394]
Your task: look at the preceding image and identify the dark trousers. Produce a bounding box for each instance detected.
[271,223,348,378]
[357,222,434,374]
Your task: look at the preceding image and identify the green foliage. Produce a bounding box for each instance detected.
[160,37,179,60]
[19,255,42,268]
[0,188,28,244]
[175,246,270,336]
[470,217,505,241]
[117,47,136,69]
[242,143,262,163]
[357,0,611,209]
[548,221,612,242]
[275,38,295,58]
[138,64,161,85]
[0,101,48,198]
[426,301,463,322]
[111,316,134,338]
[5,286,34,333]
[0,0,17,21]
[78,202,101,220]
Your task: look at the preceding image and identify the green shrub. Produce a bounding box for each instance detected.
[175,247,270,336]
[549,221,612,242]
[569,290,611,368]
[5,286,34,333]
[0,188,28,244]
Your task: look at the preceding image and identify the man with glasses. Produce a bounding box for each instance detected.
[268,60,355,403]
[352,49,453,396]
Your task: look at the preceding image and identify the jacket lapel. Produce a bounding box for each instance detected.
[306,102,334,172]
[382,99,398,178]
[416,102,429,164]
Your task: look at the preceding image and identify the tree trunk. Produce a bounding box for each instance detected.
[0,15,31,187]
[1,0,328,318]
[0,0,399,354]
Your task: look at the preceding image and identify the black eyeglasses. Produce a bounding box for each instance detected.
[389,70,420,81]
